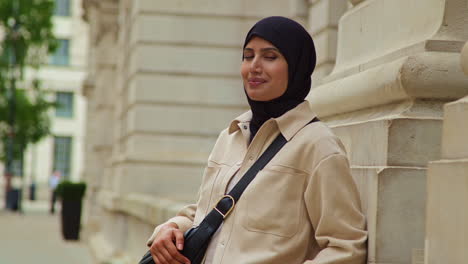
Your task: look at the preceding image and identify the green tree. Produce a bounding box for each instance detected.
[0,0,58,208]
[0,82,55,161]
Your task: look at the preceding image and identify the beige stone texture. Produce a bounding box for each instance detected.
[462,41,468,75]
[133,0,308,19]
[308,0,348,85]
[128,74,245,107]
[308,1,468,263]
[352,167,427,264]
[131,15,248,47]
[128,45,241,77]
[424,37,468,264]
[331,115,442,167]
[112,162,203,200]
[440,98,468,159]
[313,28,338,68]
[309,0,346,36]
[81,1,121,263]
[332,0,466,76]
[349,0,366,6]
[425,160,468,264]
[308,52,468,118]
[127,105,243,136]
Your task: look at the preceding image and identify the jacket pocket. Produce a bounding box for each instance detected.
[242,166,306,238]
[193,166,221,226]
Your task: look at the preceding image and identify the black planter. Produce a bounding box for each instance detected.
[6,189,21,211]
[61,199,83,240]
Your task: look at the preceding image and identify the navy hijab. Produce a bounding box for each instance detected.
[243,16,316,141]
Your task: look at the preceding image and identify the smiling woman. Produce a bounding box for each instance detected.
[145,16,368,264]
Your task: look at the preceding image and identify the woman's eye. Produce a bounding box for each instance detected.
[265,56,277,61]
[243,55,254,60]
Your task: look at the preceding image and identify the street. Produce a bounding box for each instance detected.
[0,200,93,264]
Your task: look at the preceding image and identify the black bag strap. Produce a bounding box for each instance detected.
[198,117,320,230]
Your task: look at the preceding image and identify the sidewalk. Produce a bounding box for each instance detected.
[0,199,93,264]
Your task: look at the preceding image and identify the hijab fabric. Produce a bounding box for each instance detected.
[243,16,316,141]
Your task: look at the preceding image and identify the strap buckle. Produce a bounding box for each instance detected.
[213,195,235,219]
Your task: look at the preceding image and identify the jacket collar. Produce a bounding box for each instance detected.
[228,101,317,141]
[228,110,252,134]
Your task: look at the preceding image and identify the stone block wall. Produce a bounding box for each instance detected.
[424,40,468,264]
[307,0,468,263]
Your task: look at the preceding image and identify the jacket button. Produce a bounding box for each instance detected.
[243,125,247,129]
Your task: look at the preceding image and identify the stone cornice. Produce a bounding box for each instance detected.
[311,0,468,119]
[308,52,468,118]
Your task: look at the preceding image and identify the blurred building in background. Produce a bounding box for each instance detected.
[19,0,89,200]
[81,0,468,264]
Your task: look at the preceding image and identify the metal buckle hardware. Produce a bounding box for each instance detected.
[214,195,235,219]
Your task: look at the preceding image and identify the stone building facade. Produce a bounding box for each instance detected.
[81,1,468,263]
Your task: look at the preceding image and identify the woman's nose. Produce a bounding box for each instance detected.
[250,58,261,73]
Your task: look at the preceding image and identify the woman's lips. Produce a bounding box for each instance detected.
[248,78,266,87]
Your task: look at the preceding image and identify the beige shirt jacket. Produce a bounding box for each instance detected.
[147,101,367,264]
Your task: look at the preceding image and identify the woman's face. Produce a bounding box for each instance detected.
[241,37,288,101]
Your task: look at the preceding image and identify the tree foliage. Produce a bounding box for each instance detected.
[0,0,57,71]
[0,0,58,161]
[0,82,55,160]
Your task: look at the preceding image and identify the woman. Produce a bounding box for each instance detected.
[146,16,367,264]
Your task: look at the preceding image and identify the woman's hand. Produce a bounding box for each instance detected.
[149,222,191,264]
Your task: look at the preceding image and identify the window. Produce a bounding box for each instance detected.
[55,92,74,118]
[50,39,70,66]
[54,0,71,16]
[53,136,72,179]
[11,159,23,177]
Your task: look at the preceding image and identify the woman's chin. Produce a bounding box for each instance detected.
[246,93,267,101]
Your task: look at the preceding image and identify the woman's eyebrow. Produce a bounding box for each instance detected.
[243,47,279,52]
[260,47,279,52]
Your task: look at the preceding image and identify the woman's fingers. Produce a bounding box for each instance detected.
[163,237,190,264]
[159,245,185,264]
[149,227,189,264]
[173,229,185,251]
[151,252,162,264]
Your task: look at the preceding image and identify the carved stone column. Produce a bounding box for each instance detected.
[308,0,468,263]
[81,0,120,262]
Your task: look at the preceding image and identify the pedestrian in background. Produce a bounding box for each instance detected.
[49,170,61,214]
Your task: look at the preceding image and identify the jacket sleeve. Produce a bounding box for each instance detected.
[146,129,228,247]
[304,153,368,264]
[146,203,197,247]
